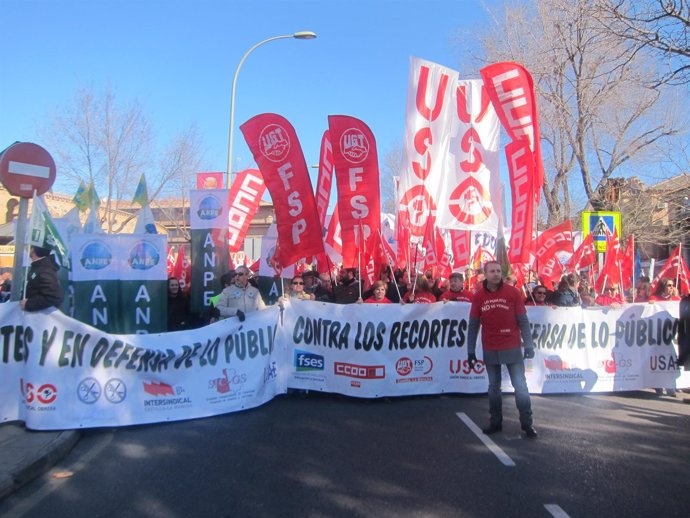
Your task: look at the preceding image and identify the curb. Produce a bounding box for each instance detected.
[0,430,81,501]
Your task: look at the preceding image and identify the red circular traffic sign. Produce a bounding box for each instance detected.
[0,142,56,197]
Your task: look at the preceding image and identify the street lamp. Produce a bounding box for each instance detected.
[226,31,317,188]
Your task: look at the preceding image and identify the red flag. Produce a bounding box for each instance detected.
[512,262,530,289]
[471,243,484,271]
[328,115,381,268]
[480,62,544,203]
[166,246,175,277]
[396,216,410,270]
[595,230,622,293]
[227,168,266,253]
[449,230,471,270]
[567,232,598,272]
[505,140,535,263]
[196,172,224,189]
[538,253,566,286]
[621,235,635,290]
[535,221,573,262]
[324,208,342,256]
[651,245,690,295]
[315,131,334,229]
[241,113,325,267]
[422,225,452,279]
[174,246,192,294]
[376,230,397,272]
[534,220,573,285]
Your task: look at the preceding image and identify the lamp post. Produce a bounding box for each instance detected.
[226,31,317,188]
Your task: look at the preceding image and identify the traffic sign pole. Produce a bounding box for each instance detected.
[10,198,28,301]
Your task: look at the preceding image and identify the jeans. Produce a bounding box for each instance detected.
[486,360,533,429]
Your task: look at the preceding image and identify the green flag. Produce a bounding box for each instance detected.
[72,181,90,212]
[29,195,70,269]
[88,182,101,208]
[132,173,149,206]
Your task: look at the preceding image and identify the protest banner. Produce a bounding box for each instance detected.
[2,300,688,430]
[72,234,167,333]
[189,190,229,314]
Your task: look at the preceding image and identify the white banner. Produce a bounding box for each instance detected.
[442,79,501,231]
[1,301,688,429]
[399,57,456,238]
[0,303,286,429]
[398,59,502,236]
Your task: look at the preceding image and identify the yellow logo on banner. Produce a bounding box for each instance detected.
[582,211,621,252]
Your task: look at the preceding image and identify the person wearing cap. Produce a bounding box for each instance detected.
[20,246,64,312]
[216,265,265,321]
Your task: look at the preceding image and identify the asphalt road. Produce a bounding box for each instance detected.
[1,390,689,518]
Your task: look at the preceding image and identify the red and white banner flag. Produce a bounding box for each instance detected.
[241,113,325,267]
[398,57,455,238]
[227,168,265,252]
[567,232,597,272]
[196,172,225,190]
[324,208,343,257]
[505,140,535,263]
[621,235,635,290]
[535,220,573,263]
[651,245,690,295]
[315,130,334,229]
[538,253,566,286]
[166,246,175,276]
[449,229,471,270]
[480,61,544,202]
[442,79,502,230]
[328,115,381,268]
[422,225,452,279]
[173,246,192,294]
[595,230,623,293]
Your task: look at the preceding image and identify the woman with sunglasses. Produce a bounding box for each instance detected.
[526,285,549,306]
[595,284,624,307]
[286,276,315,301]
[648,278,680,302]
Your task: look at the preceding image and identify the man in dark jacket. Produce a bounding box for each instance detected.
[20,246,63,311]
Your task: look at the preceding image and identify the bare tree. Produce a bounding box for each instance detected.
[42,85,203,232]
[470,0,685,224]
[380,142,403,214]
[596,0,690,86]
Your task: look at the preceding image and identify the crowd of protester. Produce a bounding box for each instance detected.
[165,264,688,332]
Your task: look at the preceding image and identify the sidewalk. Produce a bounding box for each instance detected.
[0,422,80,500]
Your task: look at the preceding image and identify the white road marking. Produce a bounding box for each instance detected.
[456,412,516,467]
[544,504,571,517]
[9,160,50,178]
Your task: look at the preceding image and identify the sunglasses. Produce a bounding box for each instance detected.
[292,281,304,285]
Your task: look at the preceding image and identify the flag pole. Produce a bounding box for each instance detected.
[632,235,636,302]
[378,229,401,301]
[676,242,682,291]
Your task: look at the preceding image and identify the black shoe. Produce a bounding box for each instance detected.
[482,424,502,435]
[522,426,538,439]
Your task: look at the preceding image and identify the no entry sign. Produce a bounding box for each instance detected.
[0,142,56,197]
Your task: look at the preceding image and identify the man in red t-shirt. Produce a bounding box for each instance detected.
[467,261,537,438]
[440,272,473,303]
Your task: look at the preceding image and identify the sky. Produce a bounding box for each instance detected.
[0,0,496,204]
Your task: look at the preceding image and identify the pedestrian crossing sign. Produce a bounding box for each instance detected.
[581,211,621,252]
